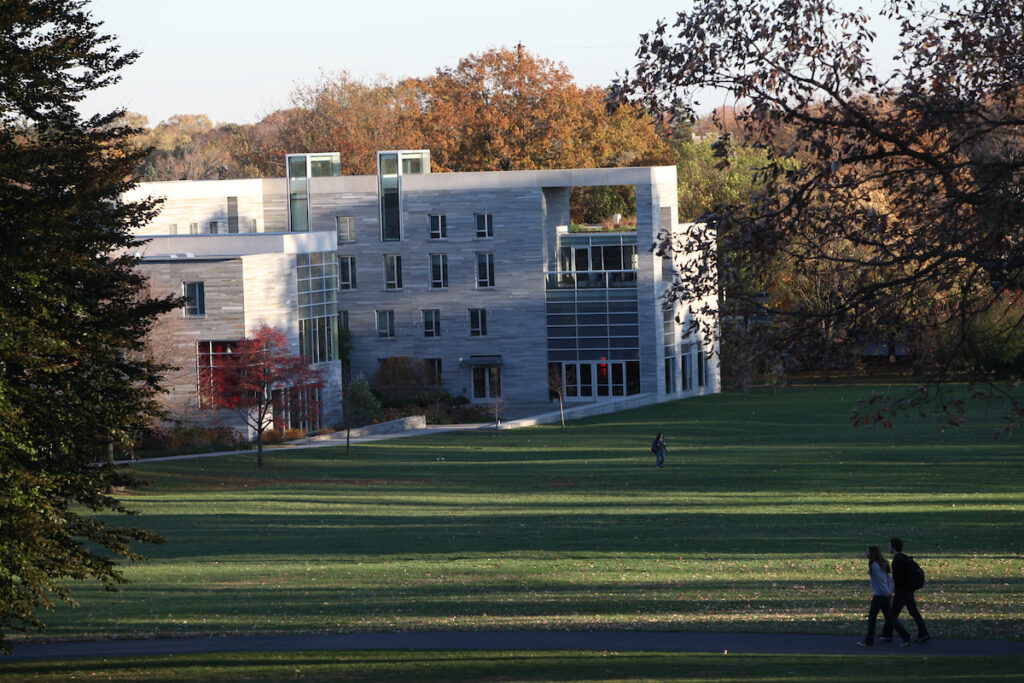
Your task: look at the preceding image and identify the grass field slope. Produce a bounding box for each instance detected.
[16,384,1018,645]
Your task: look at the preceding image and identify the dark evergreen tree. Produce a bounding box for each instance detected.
[0,0,176,649]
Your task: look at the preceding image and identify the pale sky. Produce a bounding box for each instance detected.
[79,0,901,127]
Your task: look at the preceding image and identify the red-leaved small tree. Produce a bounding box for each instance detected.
[209,325,323,468]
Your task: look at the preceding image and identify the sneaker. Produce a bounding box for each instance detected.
[914,635,931,643]
[856,640,872,647]
[899,639,912,647]
[879,636,893,642]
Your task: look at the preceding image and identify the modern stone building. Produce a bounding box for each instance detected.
[127,151,719,434]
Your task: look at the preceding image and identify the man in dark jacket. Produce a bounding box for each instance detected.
[881,537,931,643]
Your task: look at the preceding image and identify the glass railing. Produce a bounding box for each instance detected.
[545,270,637,290]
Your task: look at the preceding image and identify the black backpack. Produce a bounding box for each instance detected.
[906,555,925,591]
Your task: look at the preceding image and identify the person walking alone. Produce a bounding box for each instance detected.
[651,432,666,468]
[858,545,911,647]
[881,537,931,643]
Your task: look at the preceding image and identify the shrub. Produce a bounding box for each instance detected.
[346,373,384,427]
[284,428,306,441]
[371,356,431,403]
[136,423,247,458]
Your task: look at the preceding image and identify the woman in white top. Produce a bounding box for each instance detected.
[858,546,911,647]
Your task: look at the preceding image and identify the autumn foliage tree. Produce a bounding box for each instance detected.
[416,45,672,172]
[613,0,1024,429]
[144,46,673,185]
[208,325,323,468]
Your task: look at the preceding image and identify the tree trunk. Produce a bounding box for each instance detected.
[257,431,264,469]
[558,395,565,427]
[346,425,351,457]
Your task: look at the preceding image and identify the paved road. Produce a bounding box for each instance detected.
[4,631,1023,662]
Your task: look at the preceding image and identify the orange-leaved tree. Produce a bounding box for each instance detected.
[414,45,672,172]
[208,325,323,468]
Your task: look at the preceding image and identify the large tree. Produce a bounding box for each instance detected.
[417,45,671,172]
[0,0,176,649]
[613,0,1024,427]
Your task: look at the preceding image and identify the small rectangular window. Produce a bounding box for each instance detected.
[189,222,199,235]
[476,252,495,288]
[376,310,395,338]
[249,218,258,232]
[697,350,707,387]
[423,309,441,337]
[339,256,356,290]
[183,281,205,317]
[209,221,219,234]
[469,308,487,336]
[384,254,403,289]
[336,216,355,242]
[168,223,178,235]
[429,253,448,289]
[429,214,447,239]
[339,310,349,330]
[475,213,493,238]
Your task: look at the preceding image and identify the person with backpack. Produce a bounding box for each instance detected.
[857,545,912,647]
[651,432,666,468]
[881,537,931,643]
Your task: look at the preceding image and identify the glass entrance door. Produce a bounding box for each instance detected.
[558,361,629,401]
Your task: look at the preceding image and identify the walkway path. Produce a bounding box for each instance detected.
[117,423,492,465]
[5,631,1023,662]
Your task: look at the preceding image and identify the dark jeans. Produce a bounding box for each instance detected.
[865,594,910,644]
[655,448,665,467]
[882,590,929,638]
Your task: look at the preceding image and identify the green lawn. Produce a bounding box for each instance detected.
[13,385,1024,644]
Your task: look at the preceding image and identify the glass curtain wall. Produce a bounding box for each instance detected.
[287,153,341,233]
[377,150,430,241]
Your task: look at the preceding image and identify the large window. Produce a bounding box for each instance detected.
[429,214,447,239]
[376,310,395,338]
[183,281,205,316]
[299,316,338,365]
[288,152,341,233]
[423,309,440,337]
[196,340,236,408]
[384,255,403,289]
[469,308,487,336]
[288,155,309,233]
[378,150,429,241]
[338,256,356,290]
[475,213,493,238]
[336,216,355,242]
[430,253,448,288]
[472,366,501,399]
[476,252,495,288]
[425,358,442,386]
[297,252,339,364]
[378,153,400,241]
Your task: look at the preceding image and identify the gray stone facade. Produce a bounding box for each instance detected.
[125,157,719,434]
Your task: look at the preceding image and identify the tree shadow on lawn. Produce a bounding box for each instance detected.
[136,508,1021,559]
[6,651,1023,682]
[45,575,1024,641]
